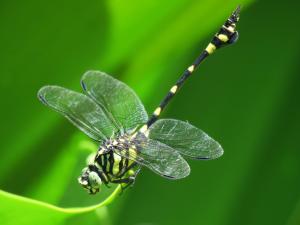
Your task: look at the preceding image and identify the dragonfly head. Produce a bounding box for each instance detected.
[78,165,102,194]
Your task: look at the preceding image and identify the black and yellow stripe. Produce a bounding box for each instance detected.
[144,6,241,129]
[95,142,138,184]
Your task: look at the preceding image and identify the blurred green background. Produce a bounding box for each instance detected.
[1,0,300,225]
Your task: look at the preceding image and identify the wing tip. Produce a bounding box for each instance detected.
[163,174,176,179]
[82,70,103,78]
[162,161,191,180]
[38,93,47,105]
[81,70,104,91]
[80,79,87,91]
[210,144,224,160]
[163,172,190,180]
[195,144,224,160]
[37,85,66,105]
[37,86,51,105]
[213,144,224,159]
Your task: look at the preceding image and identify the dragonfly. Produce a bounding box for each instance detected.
[38,6,241,194]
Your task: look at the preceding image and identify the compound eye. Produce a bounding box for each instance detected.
[81,167,89,174]
[88,171,102,188]
[78,175,89,188]
[85,171,102,194]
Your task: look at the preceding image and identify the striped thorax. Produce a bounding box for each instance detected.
[78,133,139,194]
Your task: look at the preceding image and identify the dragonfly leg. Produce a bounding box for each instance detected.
[112,166,142,192]
[126,165,141,188]
[118,162,137,177]
[111,177,135,195]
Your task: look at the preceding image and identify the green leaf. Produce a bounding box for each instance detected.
[0,133,122,224]
[0,186,121,224]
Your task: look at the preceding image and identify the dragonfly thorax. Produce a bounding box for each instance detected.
[78,133,141,194]
[97,133,136,156]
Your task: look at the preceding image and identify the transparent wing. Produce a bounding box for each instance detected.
[149,119,223,160]
[81,71,148,132]
[115,134,190,179]
[38,85,118,141]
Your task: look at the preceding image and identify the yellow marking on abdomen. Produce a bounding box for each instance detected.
[223,25,235,33]
[227,26,235,32]
[170,85,178,94]
[205,43,216,54]
[139,124,148,133]
[218,34,229,42]
[153,107,161,116]
[187,65,195,73]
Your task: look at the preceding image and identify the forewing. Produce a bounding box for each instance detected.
[38,85,118,141]
[149,119,223,160]
[115,134,190,179]
[81,71,148,131]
